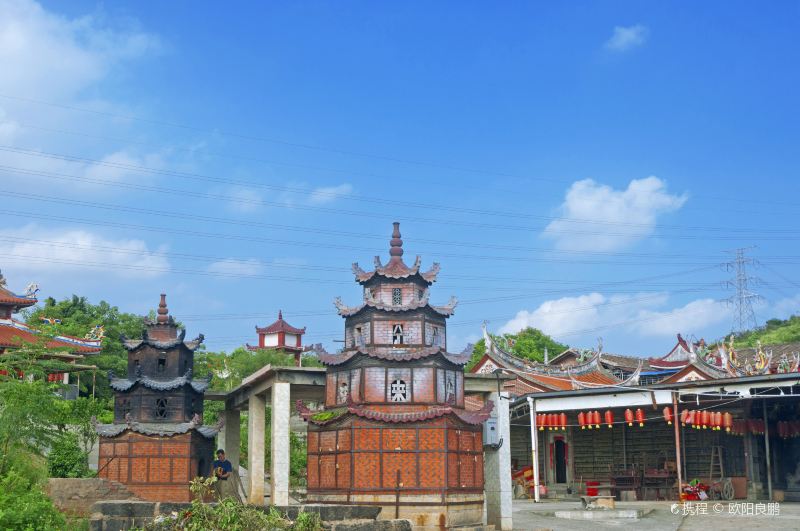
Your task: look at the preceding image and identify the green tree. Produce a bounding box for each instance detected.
[466,327,568,370]
[25,295,148,400]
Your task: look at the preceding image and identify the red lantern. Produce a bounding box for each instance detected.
[624,409,634,427]
[547,413,554,430]
[710,412,718,431]
[723,412,733,433]
[715,412,723,431]
[578,411,586,430]
[635,408,645,427]
[593,410,601,429]
[604,410,614,428]
[663,407,673,425]
[559,412,568,431]
[537,414,545,431]
[700,410,710,429]
[680,409,688,426]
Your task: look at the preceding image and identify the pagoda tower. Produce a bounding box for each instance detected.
[298,223,492,528]
[95,294,217,502]
[246,310,306,366]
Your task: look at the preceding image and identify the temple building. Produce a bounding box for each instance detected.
[0,270,100,396]
[298,222,493,529]
[247,310,306,366]
[95,294,218,502]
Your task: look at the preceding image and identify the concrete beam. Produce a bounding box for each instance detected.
[484,392,513,530]
[247,393,266,505]
[271,382,291,506]
[464,373,513,394]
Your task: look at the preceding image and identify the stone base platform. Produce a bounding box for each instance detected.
[89,500,413,531]
[308,492,485,530]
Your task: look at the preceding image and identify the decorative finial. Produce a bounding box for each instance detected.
[157,293,169,324]
[0,270,5,288]
[278,309,283,320]
[389,222,403,259]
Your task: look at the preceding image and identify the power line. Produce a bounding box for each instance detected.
[3,92,799,212]
[1,147,799,236]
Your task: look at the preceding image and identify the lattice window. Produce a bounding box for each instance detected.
[337,380,349,404]
[392,324,404,344]
[445,371,456,404]
[155,398,168,419]
[392,288,402,305]
[390,379,408,402]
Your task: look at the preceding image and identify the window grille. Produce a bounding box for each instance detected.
[392,324,404,344]
[392,288,402,305]
[390,379,408,402]
[337,380,349,404]
[155,398,168,419]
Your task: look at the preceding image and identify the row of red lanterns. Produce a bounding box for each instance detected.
[577,408,647,429]
[536,413,568,431]
[678,410,734,431]
[776,421,800,439]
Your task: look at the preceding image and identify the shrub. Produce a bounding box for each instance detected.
[48,433,92,478]
[0,469,66,530]
[138,477,320,531]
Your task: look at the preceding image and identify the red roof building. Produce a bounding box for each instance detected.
[0,270,101,389]
[247,310,306,365]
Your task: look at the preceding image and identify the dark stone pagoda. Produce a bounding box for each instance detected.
[298,223,492,529]
[96,294,218,502]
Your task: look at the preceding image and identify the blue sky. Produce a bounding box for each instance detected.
[0,0,798,356]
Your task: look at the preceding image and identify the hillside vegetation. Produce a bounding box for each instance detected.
[734,315,800,347]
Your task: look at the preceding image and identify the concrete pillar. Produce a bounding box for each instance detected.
[485,392,513,530]
[218,409,241,473]
[247,393,266,504]
[271,382,291,506]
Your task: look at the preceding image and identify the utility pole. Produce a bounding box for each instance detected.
[725,247,761,334]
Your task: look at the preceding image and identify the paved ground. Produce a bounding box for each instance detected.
[511,499,799,531]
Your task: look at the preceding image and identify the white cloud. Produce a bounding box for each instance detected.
[207,258,265,277]
[500,291,728,343]
[605,24,648,52]
[542,176,687,251]
[0,224,169,279]
[632,299,730,336]
[224,186,264,213]
[0,0,165,194]
[0,0,159,101]
[309,183,353,205]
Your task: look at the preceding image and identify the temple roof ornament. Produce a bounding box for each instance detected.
[316,344,470,366]
[108,369,211,394]
[297,399,494,426]
[350,222,440,285]
[334,294,456,317]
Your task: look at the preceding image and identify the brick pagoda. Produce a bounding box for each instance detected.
[95,294,217,502]
[298,223,492,528]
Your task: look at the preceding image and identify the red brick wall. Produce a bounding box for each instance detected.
[307,419,483,495]
[98,431,213,502]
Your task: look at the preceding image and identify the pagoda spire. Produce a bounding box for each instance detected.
[157,293,170,324]
[278,309,283,320]
[389,221,403,262]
